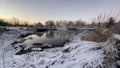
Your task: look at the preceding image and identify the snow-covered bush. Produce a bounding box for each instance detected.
[102,34,120,68]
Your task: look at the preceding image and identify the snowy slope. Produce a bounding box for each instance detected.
[0,27,106,68]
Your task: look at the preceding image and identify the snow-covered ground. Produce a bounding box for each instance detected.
[0,27,120,68]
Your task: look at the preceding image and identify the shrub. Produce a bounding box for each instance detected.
[80,29,112,42]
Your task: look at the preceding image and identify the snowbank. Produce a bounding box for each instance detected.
[0,29,105,68]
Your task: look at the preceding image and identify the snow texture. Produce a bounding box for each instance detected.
[0,27,105,68]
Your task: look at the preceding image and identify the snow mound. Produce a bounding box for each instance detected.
[0,29,105,68]
[59,38,104,68]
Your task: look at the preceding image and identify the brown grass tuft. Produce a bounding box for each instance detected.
[82,29,112,42]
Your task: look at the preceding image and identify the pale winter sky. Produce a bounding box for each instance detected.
[0,0,120,23]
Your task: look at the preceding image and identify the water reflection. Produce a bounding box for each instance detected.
[45,31,55,38]
[24,30,79,47]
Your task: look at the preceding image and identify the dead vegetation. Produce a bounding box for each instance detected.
[80,29,120,68]
[80,29,112,42]
[112,23,120,34]
[80,15,119,43]
[89,29,111,42]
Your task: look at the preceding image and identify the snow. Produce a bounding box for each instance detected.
[0,27,106,68]
[113,34,120,40]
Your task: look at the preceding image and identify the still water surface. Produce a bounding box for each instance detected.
[24,30,79,47]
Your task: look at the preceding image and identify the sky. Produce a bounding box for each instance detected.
[0,0,120,24]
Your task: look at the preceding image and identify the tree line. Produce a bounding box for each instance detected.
[43,20,86,28]
[0,18,35,26]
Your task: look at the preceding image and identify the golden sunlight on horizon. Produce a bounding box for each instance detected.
[0,16,46,25]
[0,0,120,25]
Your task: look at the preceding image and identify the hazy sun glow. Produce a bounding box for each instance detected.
[0,0,120,24]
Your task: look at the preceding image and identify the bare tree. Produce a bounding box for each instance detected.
[45,20,56,29]
[75,20,86,27]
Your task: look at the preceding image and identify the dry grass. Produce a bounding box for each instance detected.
[103,36,120,68]
[81,29,112,42]
[112,23,120,34]
[84,28,119,67]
